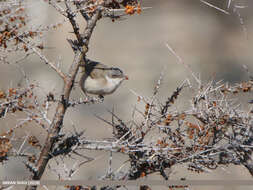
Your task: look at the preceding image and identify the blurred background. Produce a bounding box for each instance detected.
[1,0,253,189]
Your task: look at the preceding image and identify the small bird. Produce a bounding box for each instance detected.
[79,60,128,97]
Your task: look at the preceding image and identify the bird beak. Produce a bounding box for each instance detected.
[125,75,129,80]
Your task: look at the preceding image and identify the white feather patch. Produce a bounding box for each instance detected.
[83,76,123,95]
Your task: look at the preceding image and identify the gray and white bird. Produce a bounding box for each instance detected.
[79,61,128,97]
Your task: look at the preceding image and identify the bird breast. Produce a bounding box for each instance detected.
[83,75,123,95]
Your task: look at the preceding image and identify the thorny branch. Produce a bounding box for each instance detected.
[25,8,102,190]
[86,74,253,183]
[23,1,142,190]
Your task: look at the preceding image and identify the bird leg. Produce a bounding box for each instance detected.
[98,95,104,100]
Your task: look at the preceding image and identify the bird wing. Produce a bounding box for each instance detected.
[87,62,109,79]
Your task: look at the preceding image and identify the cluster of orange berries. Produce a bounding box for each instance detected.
[0,7,26,49]
[125,4,141,15]
[0,136,12,162]
[221,80,252,94]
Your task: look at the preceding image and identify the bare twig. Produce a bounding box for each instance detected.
[200,0,230,15]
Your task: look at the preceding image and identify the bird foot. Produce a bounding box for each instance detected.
[98,95,104,101]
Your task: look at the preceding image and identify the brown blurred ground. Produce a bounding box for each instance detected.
[1,0,253,189]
